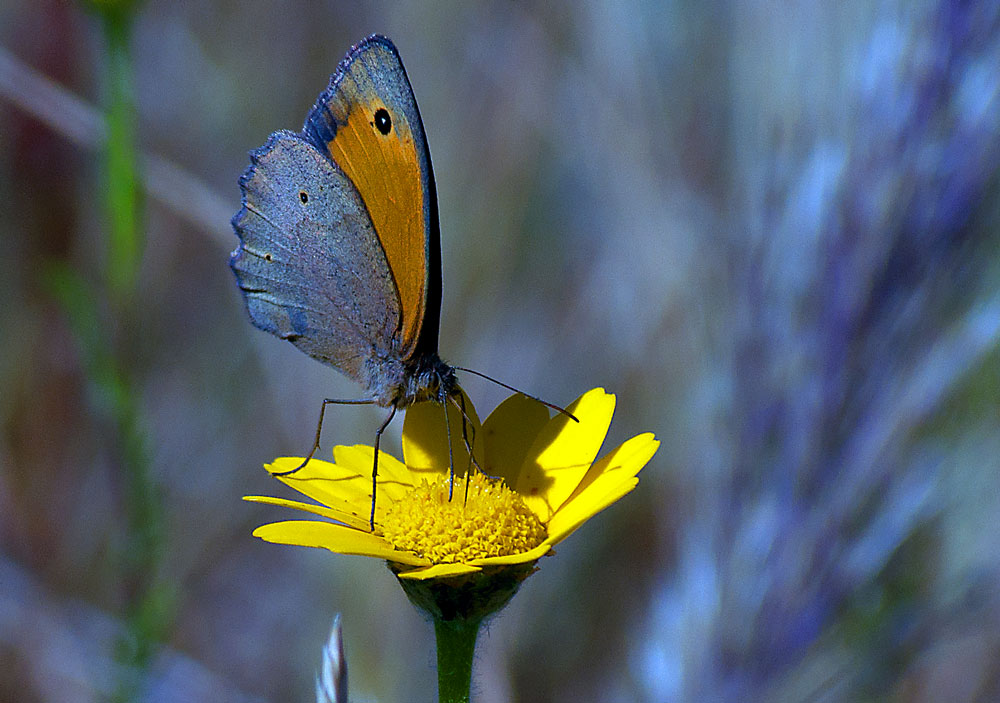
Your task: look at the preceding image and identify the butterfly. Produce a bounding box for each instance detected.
[231,35,569,529]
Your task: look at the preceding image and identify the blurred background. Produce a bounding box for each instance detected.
[2,1,1000,701]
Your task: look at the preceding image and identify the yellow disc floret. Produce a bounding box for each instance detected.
[379,473,546,563]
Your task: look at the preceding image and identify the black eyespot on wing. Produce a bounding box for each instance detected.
[373,108,392,135]
[299,190,309,204]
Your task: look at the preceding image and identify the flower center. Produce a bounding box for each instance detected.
[378,473,547,563]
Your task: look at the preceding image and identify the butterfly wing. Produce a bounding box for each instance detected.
[230,130,399,380]
[302,34,442,362]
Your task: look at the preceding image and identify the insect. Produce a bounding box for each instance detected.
[231,35,570,529]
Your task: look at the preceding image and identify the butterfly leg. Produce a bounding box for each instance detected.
[446,393,484,487]
[369,405,397,531]
[273,398,375,477]
[443,399,455,501]
[442,393,489,504]
[452,392,481,504]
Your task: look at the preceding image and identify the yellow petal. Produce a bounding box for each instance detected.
[402,388,484,483]
[332,444,406,481]
[469,542,551,567]
[545,477,638,545]
[516,388,616,521]
[564,433,659,505]
[331,445,411,502]
[243,495,369,530]
[394,562,482,580]
[545,433,659,544]
[266,457,373,515]
[266,449,410,521]
[253,520,429,566]
[481,393,550,485]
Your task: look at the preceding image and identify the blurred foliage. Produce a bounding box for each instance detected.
[41,1,172,700]
[1,1,1000,702]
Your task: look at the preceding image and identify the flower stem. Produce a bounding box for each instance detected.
[434,615,482,703]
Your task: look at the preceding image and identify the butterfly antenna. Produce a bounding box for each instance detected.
[273,398,377,477]
[453,366,579,422]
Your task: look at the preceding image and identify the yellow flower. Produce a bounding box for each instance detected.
[244,388,659,581]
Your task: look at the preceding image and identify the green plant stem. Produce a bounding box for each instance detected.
[90,4,169,700]
[101,9,141,302]
[434,616,482,703]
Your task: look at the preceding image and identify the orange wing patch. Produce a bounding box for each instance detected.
[321,68,427,356]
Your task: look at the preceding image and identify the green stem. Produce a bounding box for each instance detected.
[87,4,169,700]
[434,616,482,703]
[101,8,142,302]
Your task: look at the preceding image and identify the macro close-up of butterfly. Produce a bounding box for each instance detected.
[4,4,998,701]
[230,35,571,527]
[230,35,459,521]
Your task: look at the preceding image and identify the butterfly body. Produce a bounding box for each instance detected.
[361,351,456,409]
[230,35,456,410]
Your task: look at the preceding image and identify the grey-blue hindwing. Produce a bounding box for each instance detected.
[230,131,399,381]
